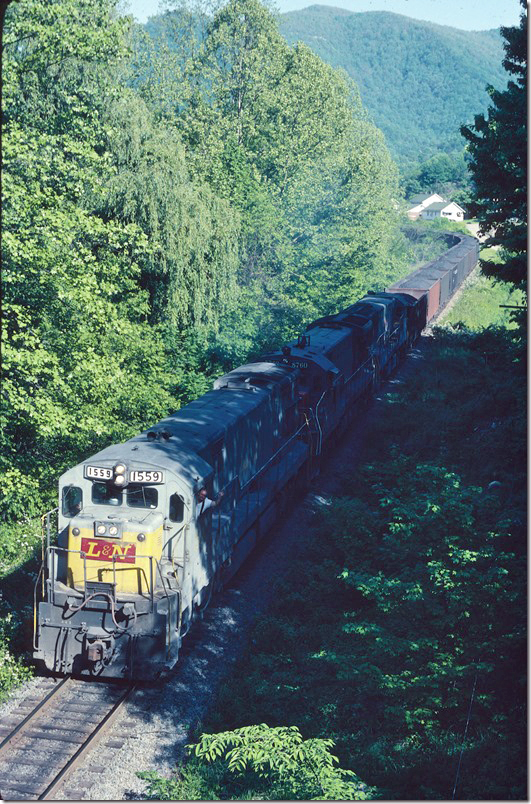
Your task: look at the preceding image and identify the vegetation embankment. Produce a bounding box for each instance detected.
[139,283,526,800]
[439,248,524,330]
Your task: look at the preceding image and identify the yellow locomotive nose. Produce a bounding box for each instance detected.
[67,514,163,596]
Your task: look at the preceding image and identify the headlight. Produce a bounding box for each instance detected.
[137,533,146,542]
[72,527,80,537]
[97,524,106,535]
[114,463,127,487]
[109,525,118,536]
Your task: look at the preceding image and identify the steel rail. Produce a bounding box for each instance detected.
[38,682,136,801]
[0,677,72,760]
[0,678,136,801]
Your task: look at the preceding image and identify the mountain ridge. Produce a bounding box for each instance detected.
[282,5,504,35]
[279,5,506,168]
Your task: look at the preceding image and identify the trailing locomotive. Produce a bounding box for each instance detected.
[34,232,479,679]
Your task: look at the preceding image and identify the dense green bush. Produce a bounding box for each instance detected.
[0,607,34,702]
[139,724,374,800]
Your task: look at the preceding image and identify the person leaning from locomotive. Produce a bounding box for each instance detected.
[196,487,224,518]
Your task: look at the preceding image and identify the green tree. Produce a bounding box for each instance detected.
[401,150,470,203]
[1,0,174,518]
[141,0,403,343]
[461,1,527,293]
[99,89,240,334]
[139,724,374,800]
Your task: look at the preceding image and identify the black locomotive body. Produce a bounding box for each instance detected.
[34,233,479,679]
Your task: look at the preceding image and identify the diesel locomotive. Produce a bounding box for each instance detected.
[34,232,479,679]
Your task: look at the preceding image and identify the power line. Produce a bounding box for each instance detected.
[452,666,479,800]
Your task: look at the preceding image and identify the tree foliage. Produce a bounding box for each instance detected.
[461,2,527,293]
[139,724,373,800]
[138,0,402,345]
[99,90,240,333]
[401,150,471,206]
[1,0,176,519]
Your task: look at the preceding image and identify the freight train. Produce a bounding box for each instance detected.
[34,232,479,679]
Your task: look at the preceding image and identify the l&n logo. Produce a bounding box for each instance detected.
[80,538,137,563]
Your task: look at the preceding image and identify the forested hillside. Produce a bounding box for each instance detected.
[279,6,506,171]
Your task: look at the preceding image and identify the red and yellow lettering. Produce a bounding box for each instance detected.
[84,540,102,558]
[111,544,131,558]
[80,538,136,563]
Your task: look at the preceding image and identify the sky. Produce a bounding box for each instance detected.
[122,0,523,30]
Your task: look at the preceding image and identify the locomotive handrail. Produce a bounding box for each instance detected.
[40,507,58,599]
[162,522,186,565]
[42,545,167,612]
[344,354,373,385]
[342,321,402,387]
[33,562,45,650]
[41,507,58,552]
[154,557,173,653]
[314,390,327,456]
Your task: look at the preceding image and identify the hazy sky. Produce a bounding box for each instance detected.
[122,0,523,30]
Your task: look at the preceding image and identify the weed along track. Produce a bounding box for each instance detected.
[0,678,135,800]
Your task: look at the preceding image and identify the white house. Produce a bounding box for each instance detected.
[406,193,445,220]
[420,201,466,222]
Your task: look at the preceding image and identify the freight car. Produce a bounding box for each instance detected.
[34,232,479,679]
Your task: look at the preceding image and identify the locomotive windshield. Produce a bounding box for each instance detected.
[91,482,123,506]
[90,481,158,509]
[127,484,158,509]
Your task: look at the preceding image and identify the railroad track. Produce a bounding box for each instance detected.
[0,677,135,800]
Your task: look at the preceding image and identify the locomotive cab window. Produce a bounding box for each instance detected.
[169,493,185,523]
[62,486,83,517]
[127,484,158,509]
[92,482,123,506]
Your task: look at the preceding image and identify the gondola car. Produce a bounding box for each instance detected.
[34,232,478,679]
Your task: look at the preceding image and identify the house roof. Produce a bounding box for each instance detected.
[408,193,443,205]
[408,194,433,204]
[424,201,465,212]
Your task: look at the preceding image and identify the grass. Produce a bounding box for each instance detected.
[438,249,524,331]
